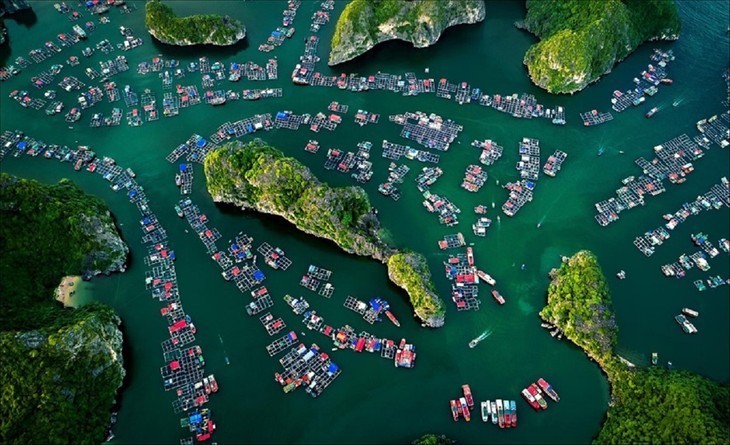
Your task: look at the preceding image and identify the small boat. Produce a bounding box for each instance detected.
[462,384,474,408]
[481,401,489,422]
[175,174,182,186]
[522,388,540,410]
[468,329,490,348]
[682,307,699,317]
[459,397,471,422]
[651,352,658,365]
[530,383,548,409]
[174,204,184,218]
[385,310,400,327]
[450,400,459,422]
[645,107,658,118]
[503,400,512,428]
[496,399,504,428]
[476,270,496,286]
[491,290,505,305]
[510,400,517,427]
[597,147,605,156]
[616,270,626,279]
[537,378,560,402]
[490,401,497,424]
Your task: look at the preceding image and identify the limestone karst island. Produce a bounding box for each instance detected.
[0,0,728,444]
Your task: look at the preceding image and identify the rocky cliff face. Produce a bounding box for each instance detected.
[386,252,446,328]
[205,142,446,328]
[80,211,128,280]
[1,305,125,444]
[518,0,680,94]
[329,0,485,66]
[145,0,246,47]
[210,188,394,262]
[147,24,246,47]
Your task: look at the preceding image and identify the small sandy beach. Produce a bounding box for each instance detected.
[55,275,81,308]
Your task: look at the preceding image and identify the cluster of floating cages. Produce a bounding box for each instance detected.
[595,121,728,227]
[611,49,675,112]
[390,111,462,151]
[0,129,217,441]
[299,264,334,297]
[472,139,503,166]
[382,140,440,164]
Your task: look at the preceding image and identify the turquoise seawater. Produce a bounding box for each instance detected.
[1,1,728,443]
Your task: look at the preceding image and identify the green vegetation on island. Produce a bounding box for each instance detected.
[0,174,128,329]
[519,0,681,93]
[204,140,446,327]
[0,174,126,444]
[145,0,246,46]
[541,251,729,444]
[329,0,485,65]
[387,252,445,327]
[0,304,125,445]
[412,433,456,445]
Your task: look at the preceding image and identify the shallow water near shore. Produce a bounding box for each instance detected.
[1,1,728,443]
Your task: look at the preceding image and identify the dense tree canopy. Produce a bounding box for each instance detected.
[145,0,245,46]
[521,0,681,93]
[542,251,729,444]
[0,175,126,444]
[0,174,125,330]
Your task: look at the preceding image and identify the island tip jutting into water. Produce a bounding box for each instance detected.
[329,0,486,66]
[204,139,446,327]
[518,0,681,93]
[0,174,127,444]
[542,251,729,444]
[0,0,729,443]
[145,0,246,46]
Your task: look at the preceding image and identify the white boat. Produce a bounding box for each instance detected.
[481,401,489,422]
[681,307,699,317]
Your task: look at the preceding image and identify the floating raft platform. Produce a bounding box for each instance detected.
[284,294,310,315]
[307,264,332,281]
[382,140,440,164]
[580,109,614,126]
[260,312,287,336]
[472,139,503,166]
[438,233,465,250]
[266,331,299,357]
[274,343,341,398]
[328,101,348,113]
[390,111,462,151]
[257,242,292,270]
[461,164,488,192]
[300,274,320,292]
[543,150,567,177]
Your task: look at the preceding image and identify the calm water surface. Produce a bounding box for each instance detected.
[1,1,728,443]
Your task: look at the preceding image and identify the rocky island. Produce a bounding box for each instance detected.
[204,140,446,327]
[388,252,445,328]
[0,174,127,444]
[542,251,728,443]
[145,0,246,46]
[518,0,681,94]
[329,0,485,66]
